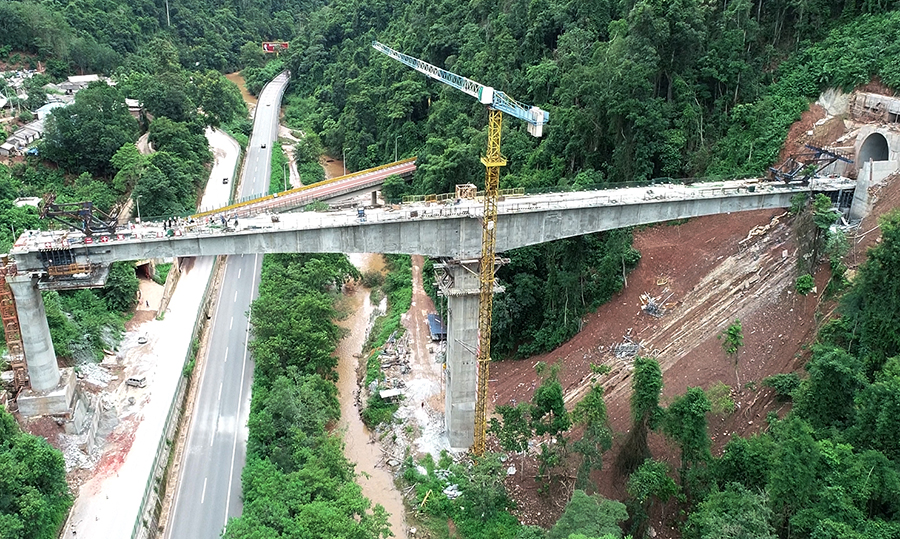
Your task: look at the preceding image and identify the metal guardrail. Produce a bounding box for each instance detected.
[402,187,525,204]
[192,157,417,220]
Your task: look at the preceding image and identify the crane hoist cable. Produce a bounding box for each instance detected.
[372,41,548,455]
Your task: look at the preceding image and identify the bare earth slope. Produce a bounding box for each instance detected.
[489,168,900,529]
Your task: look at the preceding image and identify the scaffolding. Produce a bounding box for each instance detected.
[768,144,853,184]
[0,259,28,395]
[39,193,118,235]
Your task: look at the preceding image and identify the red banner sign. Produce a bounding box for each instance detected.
[262,42,289,53]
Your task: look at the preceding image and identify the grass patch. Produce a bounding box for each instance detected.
[270,141,289,194]
[360,255,413,428]
[706,381,736,415]
[365,351,382,386]
[153,262,172,285]
[401,452,522,539]
[361,392,399,428]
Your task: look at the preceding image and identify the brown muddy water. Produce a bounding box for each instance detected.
[335,253,405,536]
[225,71,257,105]
[322,156,346,179]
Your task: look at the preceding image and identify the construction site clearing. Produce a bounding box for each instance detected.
[486,88,900,533]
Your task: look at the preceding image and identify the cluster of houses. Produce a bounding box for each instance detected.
[1,73,141,158]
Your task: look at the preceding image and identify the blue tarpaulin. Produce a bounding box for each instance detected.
[427,313,446,341]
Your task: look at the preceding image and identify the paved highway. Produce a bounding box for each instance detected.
[167,72,289,539]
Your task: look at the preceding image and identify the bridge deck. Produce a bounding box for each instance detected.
[10,177,855,276]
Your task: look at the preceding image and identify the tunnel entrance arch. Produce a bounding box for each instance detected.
[858,132,890,167]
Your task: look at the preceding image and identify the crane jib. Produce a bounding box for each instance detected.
[372,41,548,134]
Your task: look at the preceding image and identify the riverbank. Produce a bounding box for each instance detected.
[338,253,407,536]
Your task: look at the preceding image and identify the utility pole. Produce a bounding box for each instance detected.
[135,195,141,223]
[394,135,401,162]
[342,147,346,176]
[282,162,288,191]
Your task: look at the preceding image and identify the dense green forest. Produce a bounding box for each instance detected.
[0,407,71,539]
[224,252,398,538]
[3,0,900,537]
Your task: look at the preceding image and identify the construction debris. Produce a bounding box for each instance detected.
[613,332,641,359]
[380,332,412,375]
[739,212,785,245]
[640,289,675,318]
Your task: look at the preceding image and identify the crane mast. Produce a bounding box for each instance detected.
[373,41,548,455]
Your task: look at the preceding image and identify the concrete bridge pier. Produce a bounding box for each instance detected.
[7,274,74,416]
[437,260,480,449]
[437,259,506,449]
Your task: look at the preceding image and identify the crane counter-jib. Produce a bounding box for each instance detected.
[371,41,549,136]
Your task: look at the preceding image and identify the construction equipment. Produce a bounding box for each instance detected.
[373,41,549,455]
[0,258,28,396]
[39,193,118,236]
[768,144,853,184]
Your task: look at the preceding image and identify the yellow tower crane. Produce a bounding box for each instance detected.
[372,42,549,455]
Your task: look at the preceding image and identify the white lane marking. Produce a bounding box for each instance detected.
[229,317,233,330]
[238,268,242,279]
[217,382,223,402]
[201,477,208,504]
[234,290,238,302]
[224,253,258,525]
[166,259,230,538]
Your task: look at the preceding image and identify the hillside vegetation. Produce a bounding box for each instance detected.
[2,0,900,538]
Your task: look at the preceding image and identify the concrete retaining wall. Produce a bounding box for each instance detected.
[131,256,222,539]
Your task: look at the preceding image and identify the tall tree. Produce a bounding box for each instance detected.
[571,383,613,491]
[618,356,662,474]
[842,209,900,374]
[531,362,571,481]
[685,483,776,539]
[793,345,868,431]
[663,387,711,497]
[548,490,628,539]
[0,408,72,539]
[42,82,139,176]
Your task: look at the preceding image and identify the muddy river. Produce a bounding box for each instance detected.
[335,254,406,536]
[225,71,257,105]
[322,157,346,179]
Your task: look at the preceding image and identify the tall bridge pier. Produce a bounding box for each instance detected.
[7,274,74,415]
[436,259,507,448]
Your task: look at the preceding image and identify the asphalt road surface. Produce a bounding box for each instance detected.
[167,72,289,539]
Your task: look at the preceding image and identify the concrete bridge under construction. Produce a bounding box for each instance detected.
[6,176,857,446]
